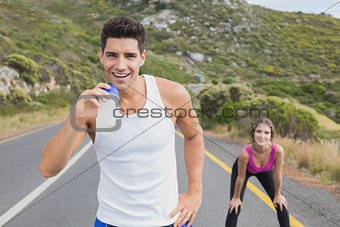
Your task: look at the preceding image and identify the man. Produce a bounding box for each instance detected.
[39,16,204,227]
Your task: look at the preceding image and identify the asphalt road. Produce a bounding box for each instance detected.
[0,122,339,227]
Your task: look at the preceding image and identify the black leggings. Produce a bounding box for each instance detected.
[225,158,290,227]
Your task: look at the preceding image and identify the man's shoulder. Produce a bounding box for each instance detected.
[154,76,189,100]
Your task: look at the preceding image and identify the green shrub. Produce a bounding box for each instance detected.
[7,88,32,104]
[199,83,254,120]
[302,81,326,96]
[260,65,275,75]
[323,91,337,104]
[198,84,230,120]
[336,110,340,124]
[0,92,6,104]
[222,77,236,84]
[5,54,41,85]
[39,66,52,82]
[79,66,93,75]
[294,108,320,140]
[255,80,303,98]
[215,96,319,140]
[310,103,327,114]
[327,63,337,72]
[228,84,253,103]
[44,58,72,86]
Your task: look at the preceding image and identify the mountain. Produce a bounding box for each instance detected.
[0,0,339,123]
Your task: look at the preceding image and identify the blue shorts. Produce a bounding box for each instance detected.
[94,217,191,227]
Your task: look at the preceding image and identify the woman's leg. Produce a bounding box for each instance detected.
[256,170,290,227]
[225,159,250,227]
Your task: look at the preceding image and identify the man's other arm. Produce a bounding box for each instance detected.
[169,83,205,227]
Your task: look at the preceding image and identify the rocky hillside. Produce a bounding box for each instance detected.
[0,0,339,122]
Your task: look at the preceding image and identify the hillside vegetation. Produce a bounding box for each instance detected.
[0,0,339,133]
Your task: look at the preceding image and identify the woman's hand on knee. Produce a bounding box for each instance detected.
[229,197,242,214]
[273,195,287,212]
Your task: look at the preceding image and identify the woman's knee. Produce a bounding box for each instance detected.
[228,208,242,217]
[276,206,288,215]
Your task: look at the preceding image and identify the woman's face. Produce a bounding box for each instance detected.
[253,123,271,146]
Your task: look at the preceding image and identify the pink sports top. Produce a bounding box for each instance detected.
[244,143,277,174]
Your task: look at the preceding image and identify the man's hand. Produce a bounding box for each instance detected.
[169,192,202,227]
[74,83,111,126]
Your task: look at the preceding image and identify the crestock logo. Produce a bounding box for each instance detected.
[199,106,269,119]
[219,107,269,119]
[110,107,199,119]
[70,95,121,132]
[70,94,269,132]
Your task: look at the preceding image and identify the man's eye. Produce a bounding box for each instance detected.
[127,55,135,58]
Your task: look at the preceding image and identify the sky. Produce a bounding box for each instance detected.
[245,0,340,19]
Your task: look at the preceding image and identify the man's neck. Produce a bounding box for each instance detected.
[118,75,146,107]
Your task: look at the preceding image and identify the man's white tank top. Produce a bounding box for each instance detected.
[93,74,178,227]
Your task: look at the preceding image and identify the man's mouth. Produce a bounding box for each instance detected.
[111,72,131,78]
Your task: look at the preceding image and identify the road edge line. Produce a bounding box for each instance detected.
[0,141,92,226]
[0,121,64,145]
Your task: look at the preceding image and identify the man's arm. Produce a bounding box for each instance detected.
[168,83,205,227]
[39,115,87,178]
[39,83,110,178]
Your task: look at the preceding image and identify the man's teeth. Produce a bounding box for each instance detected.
[113,73,130,77]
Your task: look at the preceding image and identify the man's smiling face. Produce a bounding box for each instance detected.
[99,38,145,91]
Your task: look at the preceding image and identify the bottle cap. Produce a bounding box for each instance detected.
[101,83,119,97]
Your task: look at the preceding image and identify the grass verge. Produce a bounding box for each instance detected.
[0,106,69,139]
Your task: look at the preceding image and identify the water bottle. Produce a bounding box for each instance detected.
[96,83,120,133]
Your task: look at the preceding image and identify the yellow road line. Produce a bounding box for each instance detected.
[0,121,63,145]
[175,130,304,227]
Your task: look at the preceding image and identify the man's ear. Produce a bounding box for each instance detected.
[140,50,146,66]
[99,48,104,64]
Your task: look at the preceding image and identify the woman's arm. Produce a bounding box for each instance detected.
[273,145,287,211]
[233,150,249,198]
[229,149,249,214]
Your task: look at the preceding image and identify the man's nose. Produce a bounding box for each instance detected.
[116,58,127,71]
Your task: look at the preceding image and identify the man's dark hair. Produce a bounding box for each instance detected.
[101,16,145,54]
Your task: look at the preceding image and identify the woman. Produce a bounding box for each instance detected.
[225,118,290,227]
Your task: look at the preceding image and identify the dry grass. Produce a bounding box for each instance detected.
[212,124,249,144]
[0,106,69,138]
[276,136,340,182]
